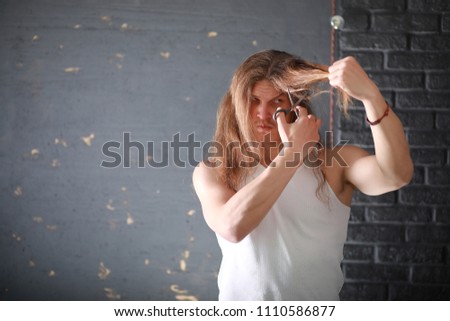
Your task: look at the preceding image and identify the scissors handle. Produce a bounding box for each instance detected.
[272,107,299,122]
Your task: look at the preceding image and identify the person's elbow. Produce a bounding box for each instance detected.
[220,225,248,243]
[205,212,248,244]
[394,157,414,188]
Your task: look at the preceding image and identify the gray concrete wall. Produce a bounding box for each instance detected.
[0,0,331,300]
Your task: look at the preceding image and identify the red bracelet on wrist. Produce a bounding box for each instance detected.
[366,101,390,126]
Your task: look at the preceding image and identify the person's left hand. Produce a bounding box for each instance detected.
[328,56,380,103]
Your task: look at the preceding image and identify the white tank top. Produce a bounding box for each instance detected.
[216,164,351,300]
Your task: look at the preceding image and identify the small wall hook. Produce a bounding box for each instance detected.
[330,15,345,30]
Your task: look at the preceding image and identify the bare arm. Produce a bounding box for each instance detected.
[193,107,321,243]
[193,150,298,243]
[328,57,413,195]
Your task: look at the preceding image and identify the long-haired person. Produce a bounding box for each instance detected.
[193,50,413,300]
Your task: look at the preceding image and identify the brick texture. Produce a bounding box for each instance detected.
[411,35,450,51]
[427,73,450,90]
[341,33,407,50]
[373,14,440,32]
[443,14,450,31]
[342,0,406,11]
[337,0,450,300]
[408,0,450,12]
[377,244,445,264]
[436,112,450,128]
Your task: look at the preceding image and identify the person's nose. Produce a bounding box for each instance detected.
[256,102,273,120]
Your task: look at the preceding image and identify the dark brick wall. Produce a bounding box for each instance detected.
[336,0,450,300]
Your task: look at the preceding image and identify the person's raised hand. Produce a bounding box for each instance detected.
[328,56,380,103]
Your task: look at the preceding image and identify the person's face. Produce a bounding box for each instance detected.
[249,80,290,142]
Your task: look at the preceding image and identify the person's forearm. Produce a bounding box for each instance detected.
[363,91,413,185]
[217,148,301,243]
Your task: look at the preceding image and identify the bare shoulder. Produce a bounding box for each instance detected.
[192,162,235,204]
[192,162,237,233]
[193,161,221,188]
[318,144,370,205]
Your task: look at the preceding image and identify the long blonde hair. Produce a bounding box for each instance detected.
[212,50,349,192]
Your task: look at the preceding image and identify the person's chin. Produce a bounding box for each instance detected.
[256,129,280,143]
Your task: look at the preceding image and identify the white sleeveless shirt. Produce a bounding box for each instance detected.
[216,164,351,301]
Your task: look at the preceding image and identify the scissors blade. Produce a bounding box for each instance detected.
[287,88,295,108]
[287,88,305,107]
[287,88,305,118]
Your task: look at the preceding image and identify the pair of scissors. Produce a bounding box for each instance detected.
[272,88,304,122]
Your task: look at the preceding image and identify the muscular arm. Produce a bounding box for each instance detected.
[193,150,299,243]
[193,106,321,243]
[329,57,413,195]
